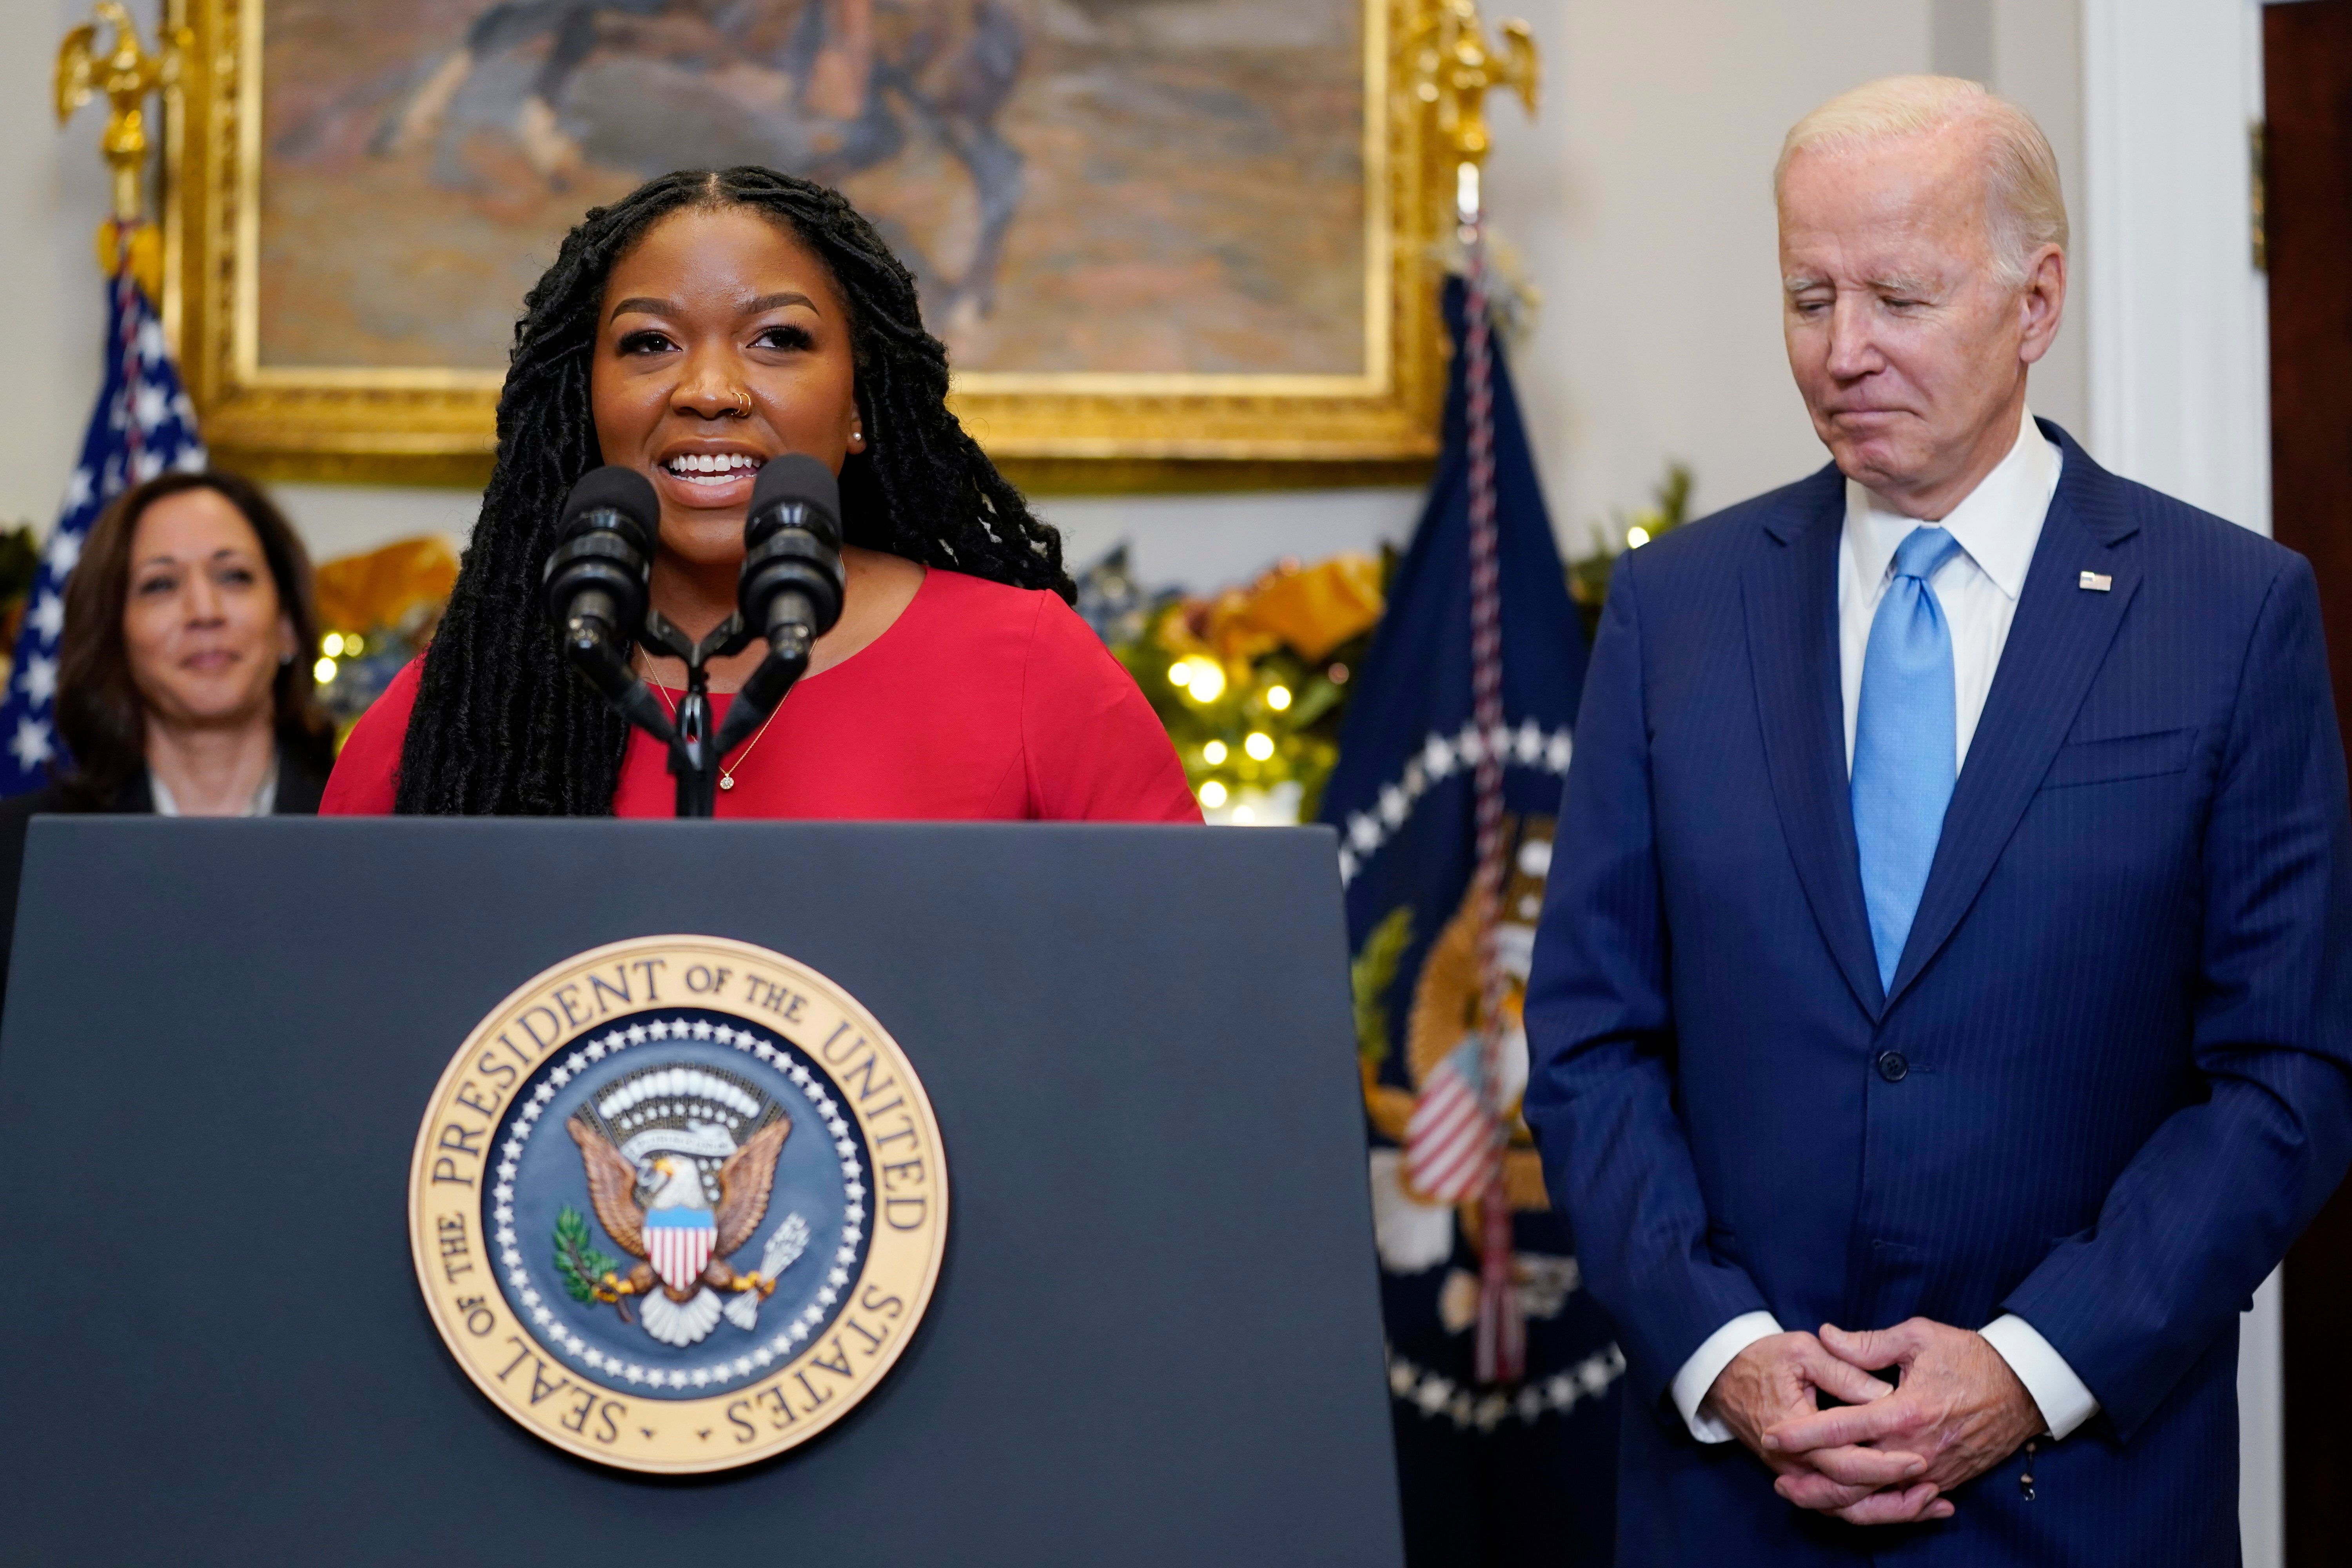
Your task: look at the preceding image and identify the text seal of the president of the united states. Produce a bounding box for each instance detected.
[408,935,948,1474]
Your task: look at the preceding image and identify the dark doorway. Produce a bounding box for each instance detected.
[2265,4,2352,1564]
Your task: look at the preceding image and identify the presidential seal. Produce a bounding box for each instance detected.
[408,935,947,1474]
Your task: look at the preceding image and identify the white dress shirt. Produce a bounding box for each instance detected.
[1670,406,2100,1446]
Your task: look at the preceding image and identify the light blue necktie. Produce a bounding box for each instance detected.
[1851,526,1964,991]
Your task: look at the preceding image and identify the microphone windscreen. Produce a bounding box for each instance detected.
[560,466,660,550]
[748,454,842,543]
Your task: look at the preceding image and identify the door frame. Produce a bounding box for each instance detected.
[2078,3,2281,1563]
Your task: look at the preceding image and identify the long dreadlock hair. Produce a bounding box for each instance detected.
[394,167,1070,815]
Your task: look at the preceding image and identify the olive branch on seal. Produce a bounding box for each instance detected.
[554,1205,628,1319]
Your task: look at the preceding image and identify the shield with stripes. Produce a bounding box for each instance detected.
[645,1206,717,1292]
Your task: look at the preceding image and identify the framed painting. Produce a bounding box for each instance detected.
[162,0,1452,489]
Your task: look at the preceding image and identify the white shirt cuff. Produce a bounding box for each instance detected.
[1671,1311,1784,1443]
[1979,1313,2100,1440]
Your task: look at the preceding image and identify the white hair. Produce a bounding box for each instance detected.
[1775,75,2068,287]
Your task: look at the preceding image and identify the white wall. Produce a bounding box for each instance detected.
[5,0,2096,586]
[0,0,88,541]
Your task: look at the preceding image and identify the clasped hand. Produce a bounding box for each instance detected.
[1699,1321,2042,1526]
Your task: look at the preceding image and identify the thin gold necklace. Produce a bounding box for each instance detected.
[640,656,783,792]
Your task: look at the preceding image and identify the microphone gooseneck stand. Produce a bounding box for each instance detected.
[543,458,845,818]
[639,608,764,820]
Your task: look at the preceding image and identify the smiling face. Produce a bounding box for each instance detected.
[1778,125,2065,517]
[590,205,863,576]
[121,487,295,732]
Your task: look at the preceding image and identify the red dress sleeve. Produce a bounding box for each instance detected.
[318,656,423,815]
[1017,593,1203,823]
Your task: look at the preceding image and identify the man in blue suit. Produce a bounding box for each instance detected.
[1523,74,2352,1564]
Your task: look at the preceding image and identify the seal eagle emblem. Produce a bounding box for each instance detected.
[565,1080,799,1345]
[409,936,948,1474]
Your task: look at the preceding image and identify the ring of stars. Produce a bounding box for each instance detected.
[1336,719,1574,888]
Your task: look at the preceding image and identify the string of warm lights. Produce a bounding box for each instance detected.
[1107,557,1383,826]
[312,629,367,687]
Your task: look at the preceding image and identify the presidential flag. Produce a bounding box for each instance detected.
[1321,276,1621,1566]
[0,256,206,793]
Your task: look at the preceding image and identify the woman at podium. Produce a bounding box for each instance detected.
[322,167,1197,822]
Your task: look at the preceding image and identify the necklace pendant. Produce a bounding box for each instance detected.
[719,775,735,791]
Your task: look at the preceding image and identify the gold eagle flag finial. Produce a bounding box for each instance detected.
[1404,0,1539,226]
[55,1,192,298]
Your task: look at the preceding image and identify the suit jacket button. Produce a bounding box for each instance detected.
[1876,1051,1909,1083]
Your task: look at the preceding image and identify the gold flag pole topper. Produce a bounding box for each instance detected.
[1404,0,1537,229]
[55,2,191,300]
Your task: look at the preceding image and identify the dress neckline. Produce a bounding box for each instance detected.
[646,564,935,697]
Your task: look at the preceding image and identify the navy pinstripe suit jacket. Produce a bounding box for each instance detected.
[1523,423,2352,1566]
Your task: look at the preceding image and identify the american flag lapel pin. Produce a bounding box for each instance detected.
[2079,570,2113,592]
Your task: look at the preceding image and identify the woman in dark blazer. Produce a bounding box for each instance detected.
[0,469,334,1000]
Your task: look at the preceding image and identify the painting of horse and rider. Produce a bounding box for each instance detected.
[256,0,1371,380]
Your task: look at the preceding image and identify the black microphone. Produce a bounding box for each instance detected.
[740,454,846,656]
[714,455,848,755]
[542,466,671,735]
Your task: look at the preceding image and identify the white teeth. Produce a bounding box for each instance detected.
[668,454,760,478]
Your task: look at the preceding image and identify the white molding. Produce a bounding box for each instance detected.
[2081,0,2272,537]
[2082,7,2281,1564]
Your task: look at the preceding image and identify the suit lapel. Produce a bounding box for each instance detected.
[1885,433,2143,1006]
[1744,468,1886,1020]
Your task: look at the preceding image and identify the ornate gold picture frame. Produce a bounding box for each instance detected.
[162,0,1450,490]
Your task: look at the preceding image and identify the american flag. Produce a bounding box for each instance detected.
[1404,1038,1504,1202]
[0,258,206,793]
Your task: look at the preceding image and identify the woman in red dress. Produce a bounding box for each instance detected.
[324,167,1196,823]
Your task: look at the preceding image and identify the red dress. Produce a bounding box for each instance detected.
[321,568,1203,823]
